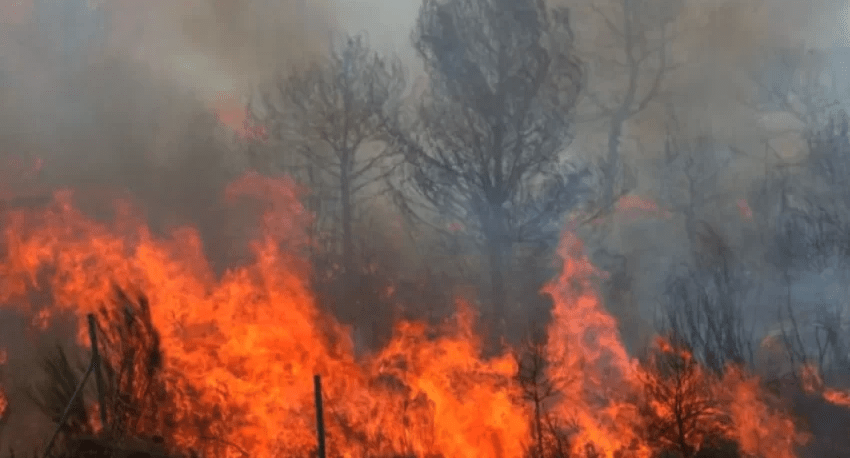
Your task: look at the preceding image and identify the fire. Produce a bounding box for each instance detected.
[722,368,801,458]
[737,198,753,221]
[800,364,850,408]
[823,389,850,408]
[542,232,649,457]
[0,172,809,457]
[0,385,6,424]
[614,195,672,221]
[0,173,524,457]
[0,347,6,423]
[215,100,268,142]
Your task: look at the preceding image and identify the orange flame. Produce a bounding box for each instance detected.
[737,198,753,222]
[800,363,850,408]
[0,385,7,423]
[215,101,268,142]
[0,347,6,423]
[722,368,802,458]
[543,232,649,457]
[615,195,672,220]
[0,173,806,457]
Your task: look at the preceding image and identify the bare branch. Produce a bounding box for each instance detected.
[589,3,625,39]
[391,0,588,326]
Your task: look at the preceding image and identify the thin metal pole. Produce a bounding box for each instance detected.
[313,374,326,458]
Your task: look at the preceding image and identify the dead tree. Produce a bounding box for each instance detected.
[639,338,733,458]
[655,106,756,375]
[756,111,850,386]
[255,33,404,276]
[392,0,588,337]
[514,336,562,458]
[577,0,682,215]
[660,247,756,376]
[253,34,405,344]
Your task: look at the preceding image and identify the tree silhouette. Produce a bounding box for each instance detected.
[252,34,405,345]
[392,0,589,337]
[578,0,682,215]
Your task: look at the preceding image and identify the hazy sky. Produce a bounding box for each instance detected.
[1,0,848,145]
[204,0,848,130]
[5,0,847,131]
[169,0,423,130]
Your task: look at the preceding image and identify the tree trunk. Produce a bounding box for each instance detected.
[339,151,362,347]
[340,151,354,279]
[306,163,320,286]
[340,149,370,350]
[534,394,544,458]
[604,112,625,209]
[488,236,506,328]
[486,202,507,344]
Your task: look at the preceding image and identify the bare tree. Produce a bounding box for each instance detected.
[656,103,749,251]
[761,113,850,386]
[660,248,756,375]
[806,110,850,218]
[514,335,564,458]
[252,34,405,343]
[567,0,682,353]
[751,45,838,130]
[638,338,734,458]
[577,0,682,214]
[254,33,404,276]
[654,106,757,375]
[392,0,589,335]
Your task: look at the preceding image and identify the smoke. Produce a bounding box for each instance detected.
[178,0,335,83]
[0,0,842,342]
[562,0,850,352]
[663,0,842,145]
[0,0,343,448]
[569,0,847,164]
[0,0,848,447]
[0,0,355,234]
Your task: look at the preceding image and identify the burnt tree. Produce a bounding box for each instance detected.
[394,0,588,336]
[578,0,682,214]
[253,34,405,345]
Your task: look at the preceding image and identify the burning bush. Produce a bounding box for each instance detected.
[637,338,732,457]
